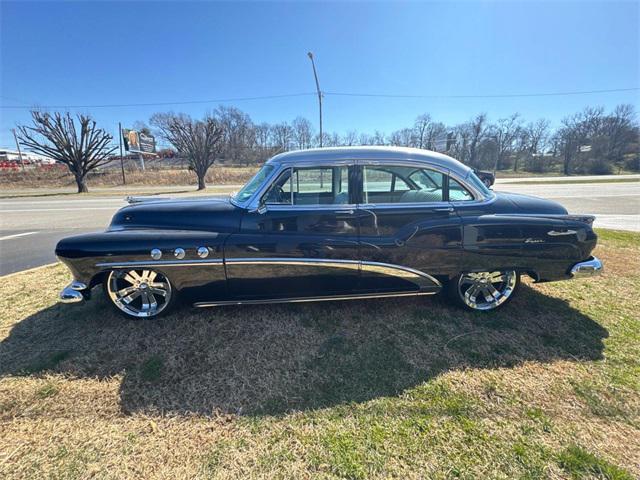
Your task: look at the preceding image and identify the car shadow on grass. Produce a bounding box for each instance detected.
[0,284,608,417]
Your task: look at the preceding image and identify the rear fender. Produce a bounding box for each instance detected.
[56,229,229,291]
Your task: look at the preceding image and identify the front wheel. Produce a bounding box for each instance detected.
[450,270,519,311]
[104,269,175,319]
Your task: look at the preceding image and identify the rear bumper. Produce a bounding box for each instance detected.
[570,256,603,278]
[59,281,87,304]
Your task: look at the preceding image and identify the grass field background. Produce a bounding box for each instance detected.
[0,230,638,479]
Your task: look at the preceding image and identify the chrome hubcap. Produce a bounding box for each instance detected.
[458,270,517,311]
[107,269,172,318]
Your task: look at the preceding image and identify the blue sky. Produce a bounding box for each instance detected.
[1,1,638,147]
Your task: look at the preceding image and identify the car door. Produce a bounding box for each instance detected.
[224,163,361,299]
[355,162,462,294]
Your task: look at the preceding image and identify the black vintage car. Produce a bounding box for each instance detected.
[56,147,602,318]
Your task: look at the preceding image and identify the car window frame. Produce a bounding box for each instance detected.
[256,162,358,210]
[245,158,490,212]
[358,161,454,207]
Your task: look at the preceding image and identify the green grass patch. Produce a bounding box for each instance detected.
[557,444,633,480]
[35,381,59,399]
[570,380,631,420]
[139,355,164,382]
[21,350,71,375]
[596,229,640,248]
[1,231,639,478]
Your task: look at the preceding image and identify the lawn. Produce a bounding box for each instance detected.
[0,230,638,479]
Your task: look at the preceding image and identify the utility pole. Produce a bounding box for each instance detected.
[118,122,126,184]
[307,52,323,147]
[11,128,25,171]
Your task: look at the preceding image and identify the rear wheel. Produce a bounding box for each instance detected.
[451,270,519,311]
[104,269,175,319]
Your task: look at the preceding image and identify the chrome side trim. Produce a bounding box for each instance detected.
[362,260,441,285]
[570,256,603,278]
[263,203,358,211]
[548,230,578,236]
[96,259,225,268]
[95,257,441,288]
[226,257,360,270]
[194,290,436,308]
[225,258,442,287]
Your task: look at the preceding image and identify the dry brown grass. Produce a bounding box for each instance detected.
[0,230,638,479]
[0,165,258,190]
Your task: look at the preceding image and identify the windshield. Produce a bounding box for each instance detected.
[233,164,275,204]
[465,171,493,198]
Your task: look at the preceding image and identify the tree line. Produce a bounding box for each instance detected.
[15,104,639,192]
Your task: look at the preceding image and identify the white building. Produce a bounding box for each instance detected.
[0,148,56,164]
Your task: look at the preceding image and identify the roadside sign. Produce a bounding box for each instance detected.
[122,129,156,154]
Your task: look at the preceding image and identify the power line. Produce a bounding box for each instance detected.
[0,92,317,109]
[325,87,640,99]
[0,87,637,110]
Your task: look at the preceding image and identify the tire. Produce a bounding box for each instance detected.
[103,268,176,319]
[483,178,493,188]
[448,270,520,312]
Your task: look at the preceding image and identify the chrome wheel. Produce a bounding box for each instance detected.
[106,269,172,318]
[457,270,518,311]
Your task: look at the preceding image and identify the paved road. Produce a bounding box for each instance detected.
[1,180,638,276]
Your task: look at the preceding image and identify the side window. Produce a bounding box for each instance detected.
[263,166,350,206]
[362,168,409,194]
[363,165,444,203]
[263,169,292,204]
[449,177,474,201]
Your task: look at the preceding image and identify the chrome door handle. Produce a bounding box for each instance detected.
[335,209,355,214]
[434,206,454,212]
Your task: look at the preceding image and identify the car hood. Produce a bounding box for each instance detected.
[492,191,568,215]
[109,195,244,233]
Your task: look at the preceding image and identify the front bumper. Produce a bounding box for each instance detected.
[59,281,87,304]
[570,256,603,278]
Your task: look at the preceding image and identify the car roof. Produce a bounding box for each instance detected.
[266,146,472,178]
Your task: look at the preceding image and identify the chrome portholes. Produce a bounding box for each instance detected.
[150,248,162,260]
[457,270,517,311]
[174,248,186,259]
[106,269,172,318]
[197,247,209,258]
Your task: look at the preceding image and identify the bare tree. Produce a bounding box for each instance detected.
[358,132,373,145]
[491,113,522,171]
[214,106,254,164]
[519,119,550,172]
[17,111,117,193]
[343,130,359,146]
[292,117,314,149]
[389,128,415,147]
[371,130,386,145]
[254,123,272,151]
[271,122,294,152]
[413,114,432,149]
[327,132,341,147]
[423,121,447,150]
[151,113,223,190]
[467,113,489,167]
[600,104,637,171]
